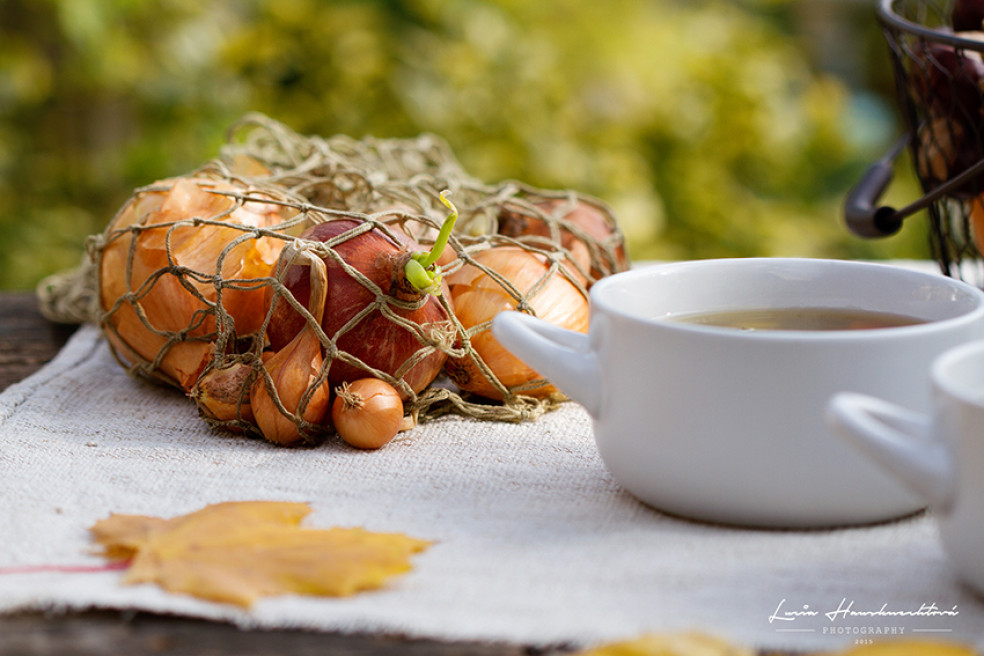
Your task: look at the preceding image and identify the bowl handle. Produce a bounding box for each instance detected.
[826,392,954,511]
[492,311,603,417]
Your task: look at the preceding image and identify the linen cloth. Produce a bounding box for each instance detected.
[1,319,983,652]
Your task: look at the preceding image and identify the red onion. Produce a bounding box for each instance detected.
[266,198,456,399]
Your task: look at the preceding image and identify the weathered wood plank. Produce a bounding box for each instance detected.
[0,293,78,392]
[0,610,546,656]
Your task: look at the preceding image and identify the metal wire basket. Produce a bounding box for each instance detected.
[846,0,984,284]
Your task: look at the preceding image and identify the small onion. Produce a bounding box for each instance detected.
[251,251,332,446]
[445,246,589,400]
[332,378,404,450]
[190,361,255,425]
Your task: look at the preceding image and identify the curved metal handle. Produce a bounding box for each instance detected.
[845,132,984,239]
[843,136,907,238]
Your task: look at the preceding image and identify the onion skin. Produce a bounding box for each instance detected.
[332,378,404,450]
[371,205,458,270]
[251,252,332,446]
[445,246,589,400]
[251,327,331,446]
[914,113,984,197]
[98,177,288,390]
[266,219,452,399]
[910,42,984,196]
[497,198,628,282]
[191,362,255,425]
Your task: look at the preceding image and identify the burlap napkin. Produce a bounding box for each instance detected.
[1,324,982,652]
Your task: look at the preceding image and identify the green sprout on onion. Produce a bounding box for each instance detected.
[404,190,457,296]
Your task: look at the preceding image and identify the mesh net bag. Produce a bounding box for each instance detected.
[39,113,629,445]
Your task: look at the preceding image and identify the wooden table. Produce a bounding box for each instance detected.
[0,292,793,656]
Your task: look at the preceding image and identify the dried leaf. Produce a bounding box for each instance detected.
[89,513,168,560]
[574,633,754,656]
[89,501,431,607]
[574,635,978,656]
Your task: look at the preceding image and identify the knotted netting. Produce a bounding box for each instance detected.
[38,113,629,445]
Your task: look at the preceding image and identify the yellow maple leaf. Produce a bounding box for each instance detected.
[574,634,979,656]
[824,641,978,656]
[574,632,755,656]
[89,501,431,607]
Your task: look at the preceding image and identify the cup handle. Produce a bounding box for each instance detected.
[491,311,603,417]
[826,392,954,511]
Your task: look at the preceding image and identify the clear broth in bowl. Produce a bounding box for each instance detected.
[670,307,927,332]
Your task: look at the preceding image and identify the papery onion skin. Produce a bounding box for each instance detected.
[251,251,332,447]
[266,219,452,399]
[250,330,331,446]
[446,246,589,400]
[332,378,404,450]
[497,198,628,282]
[98,177,290,390]
[191,362,255,425]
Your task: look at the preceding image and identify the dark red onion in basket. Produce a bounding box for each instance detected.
[953,0,984,31]
[914,43,984,120]
[911,42,984,195]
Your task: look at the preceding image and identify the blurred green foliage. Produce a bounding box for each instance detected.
[0,0,928,291]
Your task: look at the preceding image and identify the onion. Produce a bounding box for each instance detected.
[378,205,458,270]
[445,245,589,400]
[266,192,458,398]
[953,0,984,31]
[497,197,628,283]
[190,361,255,425]
[332,378,404,449]
[98,177,290,390]
[910,42,984,196]
[251,250,332,446]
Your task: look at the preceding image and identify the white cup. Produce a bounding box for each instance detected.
[828,339,984,593]
[491,258,984,528]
